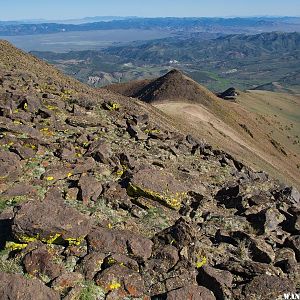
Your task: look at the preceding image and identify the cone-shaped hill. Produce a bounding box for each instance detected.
[0,40,300,299]
[107,69,218,106]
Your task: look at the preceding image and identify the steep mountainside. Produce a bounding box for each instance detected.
[0,41,299,299]
[108,70,300,189]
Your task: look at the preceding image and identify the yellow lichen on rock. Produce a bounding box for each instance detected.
[65,237,84,246]
[196,256,207,268]
[108,280,121,290]
[5,241,28,251]
[14,232,83,247]
[127,183,185,211]
[17,235,38,243]
[42,233,62,244]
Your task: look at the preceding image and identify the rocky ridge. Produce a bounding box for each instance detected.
[0,40,299,299]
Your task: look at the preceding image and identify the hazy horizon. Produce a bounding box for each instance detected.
[1,0,299,21]
[2,15,300,23]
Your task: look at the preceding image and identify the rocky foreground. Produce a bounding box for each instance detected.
[0,41,299,299]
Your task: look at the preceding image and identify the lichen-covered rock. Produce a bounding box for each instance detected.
[0,273,60,300]
[23,245,65,281]
[95,264,145,298]
[12,198,92,245]
[127,167,188,210]
[51,272,84,293]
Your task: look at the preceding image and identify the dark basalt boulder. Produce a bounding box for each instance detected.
[0,273,60,300]
[197,265,233,300]
[95,264,145,298]
[12,198,92,244]
[241,275,296,300]
[166,285,216,300]
[23,245,65,281]
[87,226,153,260]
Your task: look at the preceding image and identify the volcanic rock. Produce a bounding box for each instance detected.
[87,226,153,260]
[0,273,60,300]
[12,198,92,244]
[166,285,216,300]
[242,275,295,299]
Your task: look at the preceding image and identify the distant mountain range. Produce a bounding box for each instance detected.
[0,16,136,26]
[1,17,300,36]
[106,31,300,63]
[32,31,300,93]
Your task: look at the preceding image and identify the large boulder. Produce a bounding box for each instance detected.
[23,245,65,281]
[166,285,216,300]
[127,167,187,210]
[242,275,295,299]
[87,226,153,260]
[95,264,145,298]
[197,265,233,300]
[12,198,92,245]
[0,273,60,300]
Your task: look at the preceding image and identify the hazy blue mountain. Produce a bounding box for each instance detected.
[1,17,300,36]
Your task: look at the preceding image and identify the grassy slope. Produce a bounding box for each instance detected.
[155,90,300,188]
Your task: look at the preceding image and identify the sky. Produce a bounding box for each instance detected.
[0,0,299,21]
